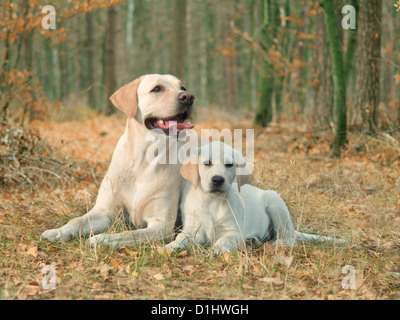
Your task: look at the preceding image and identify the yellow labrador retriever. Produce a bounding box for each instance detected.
[42,74,195,247]
[166,141,344,254]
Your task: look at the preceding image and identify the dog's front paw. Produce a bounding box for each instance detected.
[88,234,121,248]
[41,228,71,243]
[88,234,104,246]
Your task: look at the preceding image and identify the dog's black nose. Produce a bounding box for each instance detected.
[211,176,225,187]
[178,92,195,106]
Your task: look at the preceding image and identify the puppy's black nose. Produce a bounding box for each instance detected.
[211,175,225,187]
[178,92,195,106]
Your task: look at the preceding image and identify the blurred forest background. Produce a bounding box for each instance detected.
[1,0,399,141]
[1,1,400,300]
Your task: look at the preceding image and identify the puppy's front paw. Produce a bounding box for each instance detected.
[164,241,179,253]
[41,228,71,243]
[212,243,232,256]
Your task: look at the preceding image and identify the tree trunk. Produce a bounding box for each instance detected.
[245,0,256,110]
[255,0,279,127]
[204,0,217,107]
[170,0,187,80]
[58,42,68,102]
[255,60,274,126]
[354,0,382,131]
[313,5,333,124]
[0,0,12,123]
[104,5,119,115]
[44,38,56,101]
[322,0,347,157]
[344,0,359,83]
[133,0,151,76]
[22,27,37,124]
[86,10,96,109]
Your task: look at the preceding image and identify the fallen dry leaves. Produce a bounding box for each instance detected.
[274,255,294,268]
[1,111,400,300]
[26,246,38,259]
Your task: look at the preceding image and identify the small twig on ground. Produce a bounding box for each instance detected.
[354,126,400,152]
[23,166,61,180]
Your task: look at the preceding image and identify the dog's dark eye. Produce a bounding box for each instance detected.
[151,85,162,93]
[204,161,212,167]
[225,163,234,168]
[181,86,187,91]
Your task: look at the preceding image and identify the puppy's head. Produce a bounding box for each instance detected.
[180,142,252,196]
[110,74,195,135]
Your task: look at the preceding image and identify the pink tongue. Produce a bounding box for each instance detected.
[158,121,194,131]
[176,122,194,130]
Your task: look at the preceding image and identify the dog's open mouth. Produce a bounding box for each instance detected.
[145,111,194,135]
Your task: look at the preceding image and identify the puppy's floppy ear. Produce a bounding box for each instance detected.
[234,150,252,192]
[110,76,143,118]
[180,157,199,189]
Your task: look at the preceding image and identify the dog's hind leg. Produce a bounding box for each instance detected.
[88,218,175,248]
[262,191,346,246]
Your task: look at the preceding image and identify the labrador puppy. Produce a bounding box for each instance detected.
[166,141,344,253]
[42,74,195,247]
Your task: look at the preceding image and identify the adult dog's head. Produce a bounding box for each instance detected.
[180,141,252,196]
[110,74,195,135]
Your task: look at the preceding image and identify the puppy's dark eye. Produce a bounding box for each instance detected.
[181,86,187,91]
[203,161,212,167]
[151,85,162,93]
[225,163,234,168]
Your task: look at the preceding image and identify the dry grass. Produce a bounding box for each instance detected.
[1,108,399,300]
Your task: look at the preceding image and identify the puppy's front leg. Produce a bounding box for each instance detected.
[165,221,206,252]
[165,231,195,252]
[212,231,242,254]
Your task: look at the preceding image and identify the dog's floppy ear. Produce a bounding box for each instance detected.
[180,156,199,189]
[110,76,143,118]
[234,150,252,192]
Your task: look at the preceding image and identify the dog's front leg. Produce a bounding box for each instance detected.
[89,217,175,248]
[41,207,113,242]
[41,173,119,243]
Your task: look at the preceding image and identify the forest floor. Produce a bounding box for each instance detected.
[0,108,400,300]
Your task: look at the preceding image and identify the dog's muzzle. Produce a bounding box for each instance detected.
[144,92,195,135]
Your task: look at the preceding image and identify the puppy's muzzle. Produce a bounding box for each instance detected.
[211,176,225,187]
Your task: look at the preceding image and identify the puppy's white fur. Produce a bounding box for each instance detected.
[166,141,344,253]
